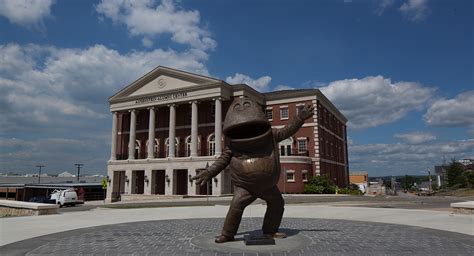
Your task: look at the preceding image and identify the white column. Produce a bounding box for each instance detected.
[110,112,118,160]
[187,169,197,196]
[147,107,156,159]
[125,169,133,194]
[144,169,152,195]
[165,168,173,195]
[191,101,198,157]
[214,98,222,155]
[168,104,176,158]
[128,109,137,160]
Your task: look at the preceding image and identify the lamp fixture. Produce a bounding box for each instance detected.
[165,174,170,183]
[188,174,193,183]
[144,175,149,184]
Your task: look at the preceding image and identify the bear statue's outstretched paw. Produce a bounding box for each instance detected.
[215,235,235,243]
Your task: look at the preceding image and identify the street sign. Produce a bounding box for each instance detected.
[101,178,108,190]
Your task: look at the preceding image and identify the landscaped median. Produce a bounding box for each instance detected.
[0,200,59,217]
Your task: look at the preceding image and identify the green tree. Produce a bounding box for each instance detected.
[464,171,474,188]
[446,161,467,188]
[400,175,416,190]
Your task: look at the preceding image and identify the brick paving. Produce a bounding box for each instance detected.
[1,218,473,255]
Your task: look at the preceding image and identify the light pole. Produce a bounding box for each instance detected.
[427,167,432,193]
[36,165,45,184]
[75,164,83,182]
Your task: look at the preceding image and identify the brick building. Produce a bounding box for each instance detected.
[106,66,348,202]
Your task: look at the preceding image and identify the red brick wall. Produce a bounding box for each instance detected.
[276,163,313,193]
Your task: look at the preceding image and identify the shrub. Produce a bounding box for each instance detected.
[303,184,325,194]
[303,175,336,194]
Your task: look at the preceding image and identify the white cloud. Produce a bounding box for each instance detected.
[320,75,435,129]
[226,73,272,92]
[424,91,474,128]
[96,0,216,51]
[349,139,474,176]
[0,136,108,173]
[275,84,295,91]
[0,43,209,133]
[142,37,153,47]
[399,0,430,22]
[394,132,436,144]
[375,0,395,16]
[0,0,54,29]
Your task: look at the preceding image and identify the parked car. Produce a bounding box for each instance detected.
[28,196,56,204]
[50,189,78,207]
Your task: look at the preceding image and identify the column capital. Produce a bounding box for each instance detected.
[128,109,137,113]
[189,100,199,104]
[147,106,156,110]
[167,103,176,107]
[212,97,223,101]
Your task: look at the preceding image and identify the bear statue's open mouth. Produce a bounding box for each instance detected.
[224,121,271,140]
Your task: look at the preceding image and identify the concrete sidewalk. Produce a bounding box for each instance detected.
[1,204,472,247]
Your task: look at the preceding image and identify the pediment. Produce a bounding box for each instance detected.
[109,66,221,101]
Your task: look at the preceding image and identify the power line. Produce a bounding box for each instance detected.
[75,164,83,182]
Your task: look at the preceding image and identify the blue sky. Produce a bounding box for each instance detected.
[0,0,472,176]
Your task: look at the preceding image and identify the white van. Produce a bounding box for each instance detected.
[50,189,78,207]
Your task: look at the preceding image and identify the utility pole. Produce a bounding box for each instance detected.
[427,167,432,193]
[36,165,45,184]
[75,164,83,182]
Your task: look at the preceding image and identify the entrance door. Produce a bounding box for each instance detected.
[112,171,125,202]
[174,169,188,195]
[132,170,145,194]
[196,169,212,195]
[152,170,165,195]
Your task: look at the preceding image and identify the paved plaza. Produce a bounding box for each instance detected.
[2,217,474,255]
[1,202,473,255]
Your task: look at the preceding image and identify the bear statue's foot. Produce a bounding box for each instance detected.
[265,232,287,239]
[215,235,235,243]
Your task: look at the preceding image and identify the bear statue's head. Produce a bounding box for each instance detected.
[222,97,272,150]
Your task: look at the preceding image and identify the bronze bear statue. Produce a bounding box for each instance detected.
[192,96,314,243]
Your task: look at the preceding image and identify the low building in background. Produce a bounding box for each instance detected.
[349,171,368,193]
[57,171,74,178]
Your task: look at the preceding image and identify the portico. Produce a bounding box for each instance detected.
[106,67,236,202]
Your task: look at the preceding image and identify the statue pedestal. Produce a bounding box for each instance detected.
[244,234,275,246]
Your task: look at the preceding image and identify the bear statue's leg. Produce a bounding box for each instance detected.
[216,186,256,243]
[260,185,286,238]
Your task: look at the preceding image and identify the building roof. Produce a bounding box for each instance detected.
[264,89,347,123]
[350,171,368,176]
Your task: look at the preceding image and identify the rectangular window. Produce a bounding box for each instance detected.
[302,171,308,182]
[286,171,295,182]
[280,107,289,120]
[296,105,305,115]
[266,109,273,120]
[297,139,307,154]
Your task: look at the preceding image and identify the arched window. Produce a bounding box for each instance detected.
[145,138,160,158]
[208,133,215,156]
[185,135,201,157]
[165,137,179,157]
[279,137,293,156]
